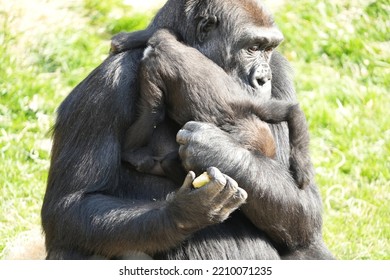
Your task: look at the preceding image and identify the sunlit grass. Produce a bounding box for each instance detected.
[276,0,389,259]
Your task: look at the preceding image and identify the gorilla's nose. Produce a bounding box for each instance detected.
[252,64,272,88]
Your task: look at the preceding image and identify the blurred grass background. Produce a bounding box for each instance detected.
[0,0,388,259]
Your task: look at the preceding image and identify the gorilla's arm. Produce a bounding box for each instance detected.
[176,53,323,250]
[177,121,323,249]
[44,169,246,258]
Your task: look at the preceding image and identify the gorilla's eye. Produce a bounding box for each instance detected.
[248,45,274,53]
[248,45,260,52]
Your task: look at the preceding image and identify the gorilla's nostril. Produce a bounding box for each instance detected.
[257,77,269,87]
[257,79,264,87]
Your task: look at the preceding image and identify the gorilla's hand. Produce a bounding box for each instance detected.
[168,167,247,233]
[177,121,248,174]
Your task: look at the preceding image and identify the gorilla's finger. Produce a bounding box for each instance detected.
[181,171,196,190]
[192,167,227,199]
[181,121,202,131]
[176,129,191,145]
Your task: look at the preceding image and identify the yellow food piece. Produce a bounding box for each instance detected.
[192,172,211,188]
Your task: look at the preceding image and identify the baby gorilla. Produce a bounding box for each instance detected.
[123,29,311,189]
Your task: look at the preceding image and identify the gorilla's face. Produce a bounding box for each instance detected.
[192,0,283,101]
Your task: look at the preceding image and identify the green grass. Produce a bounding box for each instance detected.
[276,0,389,259]
[0,0,388,259]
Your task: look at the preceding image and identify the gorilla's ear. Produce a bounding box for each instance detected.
[196,15,218,43]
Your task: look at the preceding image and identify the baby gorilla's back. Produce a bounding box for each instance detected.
[122,30,278,179]
[126,29,276,152]
[124,29,312,189]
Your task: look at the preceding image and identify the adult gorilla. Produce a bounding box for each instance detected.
[41,0,334,259]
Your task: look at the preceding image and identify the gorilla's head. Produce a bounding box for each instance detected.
[153,0,284,99]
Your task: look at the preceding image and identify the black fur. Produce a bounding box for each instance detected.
[41,0,334,259]
[122,29,312,189]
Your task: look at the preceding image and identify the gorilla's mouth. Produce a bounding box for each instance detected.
[255,81,272,100]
